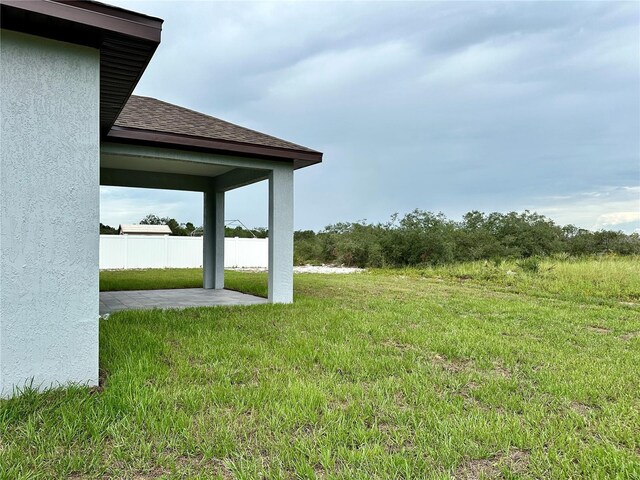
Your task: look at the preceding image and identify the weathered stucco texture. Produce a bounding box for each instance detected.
[0,31,100,396]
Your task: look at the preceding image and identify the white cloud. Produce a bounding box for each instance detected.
[532,186,640,232]
[596,211,640,227]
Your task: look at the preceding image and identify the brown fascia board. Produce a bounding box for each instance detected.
[0,0,162,43]
[54,0,163,28]
[105,127,324,170]
[0,0,163,134]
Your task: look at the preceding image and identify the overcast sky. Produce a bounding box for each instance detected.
[102,1,640,233]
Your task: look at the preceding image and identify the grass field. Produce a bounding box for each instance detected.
[1,257,639,478]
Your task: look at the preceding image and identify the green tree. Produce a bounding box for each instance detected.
[139,214,197,236]
[100,223,118,235]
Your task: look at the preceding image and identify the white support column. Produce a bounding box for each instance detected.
[268,166,294,303]
[203,190,225,289]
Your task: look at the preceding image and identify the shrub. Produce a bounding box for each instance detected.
[293,210,639,268]
[517,256,541,274]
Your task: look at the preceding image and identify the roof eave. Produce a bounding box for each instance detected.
[0,0,162,42]
[0,0,163,135]
[105,126,323,169]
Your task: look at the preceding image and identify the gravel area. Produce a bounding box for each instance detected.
[231,265,364,274]
[294,265,364,274]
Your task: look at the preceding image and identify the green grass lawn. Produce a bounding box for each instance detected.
[100,268,269,298]
[2,258,639,478]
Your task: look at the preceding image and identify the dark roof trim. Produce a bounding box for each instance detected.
[0,0,163,134]
[106,126,323,169]
[0,0,161,42]
[55,0,162,27]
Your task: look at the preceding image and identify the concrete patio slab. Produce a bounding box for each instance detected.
[100,288,267,314]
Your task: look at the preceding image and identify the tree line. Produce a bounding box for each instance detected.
[100,214,267,238]
[294,210,640,267]
[100,209,640,267]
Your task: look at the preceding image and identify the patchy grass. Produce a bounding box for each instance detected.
[2,259,640,478]
[390,255,640,306]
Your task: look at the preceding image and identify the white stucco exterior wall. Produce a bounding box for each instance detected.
[0,31,100,396]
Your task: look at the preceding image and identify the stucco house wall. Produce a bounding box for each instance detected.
[0,30,100,395]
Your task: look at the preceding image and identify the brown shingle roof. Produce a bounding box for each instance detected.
[114,95,317,153]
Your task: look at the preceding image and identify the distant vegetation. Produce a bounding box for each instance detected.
[100,214,268,238]
[100,214,198,236]
[99,223,118,235]
[294,210,640,267]
[100,209,640,267]
[139,214,199,236]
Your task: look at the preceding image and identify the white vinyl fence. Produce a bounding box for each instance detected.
[99,235,268,269]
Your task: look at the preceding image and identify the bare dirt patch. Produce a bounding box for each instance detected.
[382,339,418,352]
[458,381,481,405]
[619,301,639,307]
[455,457,500,479]
[432,354,474,373]
[132,466,170,479]
[491,361,513,379]
[392,390,412,412]
[507,449,531,474]
[172,457,234,480]
[586,326,612,334]
[88,368,108,394]
[570,401,594,416]
[454,448,530,479]
[621,331,640,341]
